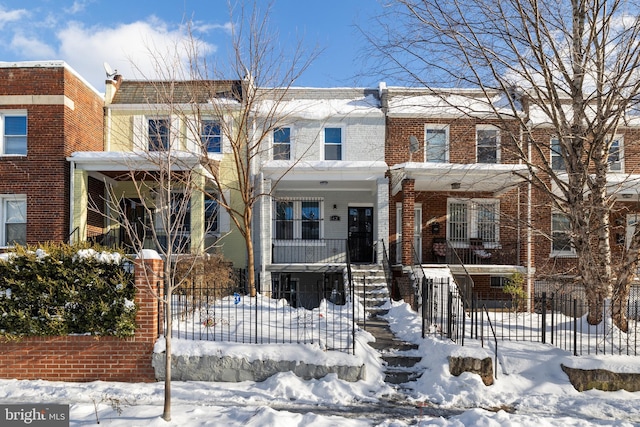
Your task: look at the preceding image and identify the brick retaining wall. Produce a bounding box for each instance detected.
[0,256,162,382]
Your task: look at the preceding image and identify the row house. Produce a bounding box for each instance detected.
[6,61,640,304]
[254,88,388,307]
[67,77,246,268]
[0,61,103,249]
[381,86,531,296]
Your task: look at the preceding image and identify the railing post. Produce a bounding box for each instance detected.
[573,298,578,356]
[422,277,426,338]
[541,292,547,344]
[447,291,453,339]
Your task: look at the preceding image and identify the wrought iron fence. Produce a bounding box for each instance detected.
[170,279,356,354]
[420,280,640,356]
[271,239,347,264]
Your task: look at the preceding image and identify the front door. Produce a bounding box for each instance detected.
[348,207,374,263]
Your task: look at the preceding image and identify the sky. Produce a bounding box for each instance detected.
[2,300,640,426]
[0,0,385,93]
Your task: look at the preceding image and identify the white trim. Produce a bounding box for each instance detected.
[322,125,345,161]
[0,194,27,247]
[476,124,501,164]
[424,124,449,163]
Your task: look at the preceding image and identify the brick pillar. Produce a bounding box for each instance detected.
[401,179,415,266]
[134,253,164,341]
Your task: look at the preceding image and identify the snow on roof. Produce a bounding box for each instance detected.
[255,94,382,120]
[385,87,514,118]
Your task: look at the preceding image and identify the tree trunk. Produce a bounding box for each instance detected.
[162,273,172,421]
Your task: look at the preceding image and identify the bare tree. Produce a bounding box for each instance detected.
[157,1,320,297]
[368,0,640,330]
[87,1,319,421]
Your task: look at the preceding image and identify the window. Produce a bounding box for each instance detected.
[425,125,448,162]
[550,138,565,171]
[551,212,574,255]
[324,127,342,160]
[490,276,509,288]
[476,126,500,163]
[274,199,322,240]
[301,201,320,239]
[202,120,222,153]
[1,114,27,155]
[148,118,170,151]
[273,127,291,160]
[609,137,623,172]
[275,201,294,239]
[155,192,190,253]
[447,199,499,244]
[1,196,26,246]
[204,194,219,234]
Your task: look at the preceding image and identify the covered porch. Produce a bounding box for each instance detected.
[67,151,225,256]
[389,162,530,269]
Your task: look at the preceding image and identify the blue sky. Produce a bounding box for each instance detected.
[0,0,384,92]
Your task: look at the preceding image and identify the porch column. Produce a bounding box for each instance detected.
[190,169,205,253]
[259,176,273,297]
[71,166,89,243]
[376,176,389,265]
[401,178,415,266]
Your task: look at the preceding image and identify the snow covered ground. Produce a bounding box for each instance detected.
[2,300,640,426]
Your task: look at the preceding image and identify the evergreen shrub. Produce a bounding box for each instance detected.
[0,242,137,338]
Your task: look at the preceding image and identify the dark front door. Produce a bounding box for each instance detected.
[348,207,374,263]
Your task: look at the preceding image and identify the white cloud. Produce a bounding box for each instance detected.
[0,7,28,28]
[55,18,218,91]
[10,34,57,59]
[65,1,92,14]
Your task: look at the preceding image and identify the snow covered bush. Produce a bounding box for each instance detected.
[0,242,136,338]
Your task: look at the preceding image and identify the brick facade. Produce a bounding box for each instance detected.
[0,256,162,382]
[0,64,103,245]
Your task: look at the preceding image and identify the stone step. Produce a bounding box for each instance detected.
[384,370,423,384]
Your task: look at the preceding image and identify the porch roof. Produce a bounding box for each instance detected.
[261,160,388,190]
[68,151,207,172]
[389,162,530,196]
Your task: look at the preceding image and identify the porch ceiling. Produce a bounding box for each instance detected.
[262,160,388,191]
[390,162,530,196]
[67,151,209,172]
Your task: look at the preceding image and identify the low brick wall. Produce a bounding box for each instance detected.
[0,336,155,382]
[0,256,162,383]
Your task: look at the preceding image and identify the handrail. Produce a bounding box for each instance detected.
[380,239,394,303]
[481,304,498,380]
[67,227,79,244]
[345,239,355,356]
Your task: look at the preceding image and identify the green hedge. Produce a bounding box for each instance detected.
[0,243,137,338]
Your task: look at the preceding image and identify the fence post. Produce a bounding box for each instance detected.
[541,292,547,344]
[422,277,426,338]
[447,291,453,339]
[573,298,578,356]
[134,251,164,342]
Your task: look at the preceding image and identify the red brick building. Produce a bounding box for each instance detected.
[0,62,104,247]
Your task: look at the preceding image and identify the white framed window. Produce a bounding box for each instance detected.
[0,113,27,156]
[551,212,575,257]
[273,127,291,160]
[202,119,222,153]
[608,136,623,172]
[1,195,26,246]
[148,116,171,151]
[425,125,449,163]
[550,137,565,171]
[476,125,500,164]
[324,127,342,160]
[447,198,500,245]
[274,198,323,240]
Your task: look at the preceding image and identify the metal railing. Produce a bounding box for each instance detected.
[431,239,520,266]
[272,239,347,264]
[170,281,356,353]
